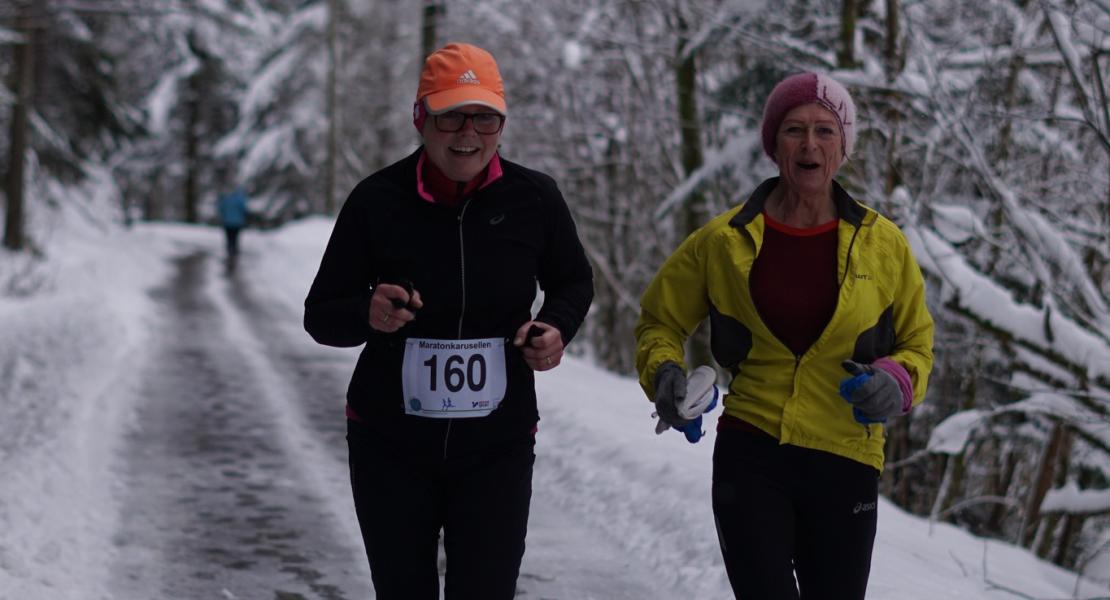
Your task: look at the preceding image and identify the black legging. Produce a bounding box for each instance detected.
[712,427,879,600]
[223,226,242,257]
[347,419,535,600]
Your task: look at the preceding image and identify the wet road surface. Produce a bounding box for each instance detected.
[109,252,369,599]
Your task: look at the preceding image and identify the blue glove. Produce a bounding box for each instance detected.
[839,360,904,425]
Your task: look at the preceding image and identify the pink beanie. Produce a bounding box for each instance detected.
[761,72,857,160]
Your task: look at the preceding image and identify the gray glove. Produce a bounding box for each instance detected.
[839,360,904,424]
[654,362,692,429]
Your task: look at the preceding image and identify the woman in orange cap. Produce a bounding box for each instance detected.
[304,43,593,598]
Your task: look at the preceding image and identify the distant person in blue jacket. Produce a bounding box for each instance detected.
[217,187,249,259]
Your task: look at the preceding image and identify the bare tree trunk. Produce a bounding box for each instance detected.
[421,1,444,60]
[837,0,858,69]
[4,14,34,251]
[1054,467,1093,568]
[929,454,953,521]
[882,119,900,195]
[932,453,968,523]
[882,416,912,505]
[1089,48,1110,290]
[146,171,164,221]
[882,0,902,197]
[675,34,703,230]
[1033,514,1060,559]
[1022,422,1066,547]
[931,365,981,522]
[373,1,399,170]
[601,139,628,371]
[996,54,1025,162]
[1034,428,1073,559]
[675,7,711,368]
[121,184,133,227]
[987,443,1017,533]
[1054,513,1082,567]
[183,76,200,224]
[985,44,1016,276]
[1044,4,1110,154]
[883,0,900,77]
[1097,51,1109,272]
[324,0,339,214]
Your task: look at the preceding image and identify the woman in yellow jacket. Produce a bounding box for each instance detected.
[636,72,934,599]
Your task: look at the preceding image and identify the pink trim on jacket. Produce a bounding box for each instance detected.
[416,151,504,203]
[345,404,363,422]
[873,357,914,414]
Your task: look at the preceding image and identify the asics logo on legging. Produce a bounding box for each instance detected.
[853,501,876,514]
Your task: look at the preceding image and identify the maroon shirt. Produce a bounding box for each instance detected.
[749,210,839,357]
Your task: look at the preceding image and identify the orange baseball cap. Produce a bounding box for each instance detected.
[417,43,507,115]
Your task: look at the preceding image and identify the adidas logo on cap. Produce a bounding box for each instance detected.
[416,43,507,115]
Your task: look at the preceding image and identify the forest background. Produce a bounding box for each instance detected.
[1,0,1108,584]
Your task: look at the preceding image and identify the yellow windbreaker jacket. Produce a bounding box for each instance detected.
[636,178,934,471]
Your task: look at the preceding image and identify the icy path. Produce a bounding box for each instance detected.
[7,220,1102,599]
[106,247,674,599]
[108,252,370,598]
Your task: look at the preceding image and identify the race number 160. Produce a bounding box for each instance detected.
[423,354,487,392]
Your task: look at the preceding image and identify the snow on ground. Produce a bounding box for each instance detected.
[1,215,1108,599]
[0,211,215,598]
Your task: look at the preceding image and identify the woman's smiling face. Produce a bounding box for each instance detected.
[422,104,503,182]
[774,103,844,197]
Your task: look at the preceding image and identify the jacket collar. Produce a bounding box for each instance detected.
[415,149,504,204]
[730,177,867,229]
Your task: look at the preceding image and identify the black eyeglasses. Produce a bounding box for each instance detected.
[433,111,505,134]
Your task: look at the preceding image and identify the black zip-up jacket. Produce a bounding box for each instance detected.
[304,148,594,453]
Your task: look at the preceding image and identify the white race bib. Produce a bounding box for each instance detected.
[402,337,508,418]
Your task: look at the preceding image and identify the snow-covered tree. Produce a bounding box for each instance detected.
[4,0,1107,578]
[1,0,142,250]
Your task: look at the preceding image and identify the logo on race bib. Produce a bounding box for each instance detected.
[409,397,423,412]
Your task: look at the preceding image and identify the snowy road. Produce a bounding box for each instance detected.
[105,248,673,599]
[4,222,1105,599]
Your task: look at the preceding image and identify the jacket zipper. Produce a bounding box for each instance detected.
[444,198,473,459]
[752,219,865,437]
[456,199,471,339]
[838,224,871,438]
[839,224,861,288]
[807,221,864,404]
